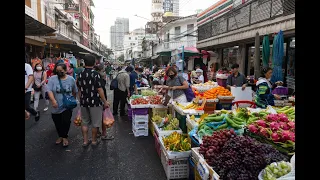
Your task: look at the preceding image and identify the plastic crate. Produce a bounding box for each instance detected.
[160,149,189,180]
[132,114,149,122]
[132,128,149,137]
[132,108,149,115]
[176,111,200,133]
[154,132,161,158]
[153,122,183,137]
[189,157,195,180]
[132,119,148,129]
[159,138,192,159]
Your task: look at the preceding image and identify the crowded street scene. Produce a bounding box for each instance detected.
[25,0,295,179]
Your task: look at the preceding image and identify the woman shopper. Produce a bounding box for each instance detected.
[165,67,189,103]
[33,63,49,112]
[67,64,76,79]
[255,67,281,108]
[47,63,78,147]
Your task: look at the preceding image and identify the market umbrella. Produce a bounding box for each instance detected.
[271,30,284,83]
[262,35,270,68]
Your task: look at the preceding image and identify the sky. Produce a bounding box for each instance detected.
[92,0,220,47]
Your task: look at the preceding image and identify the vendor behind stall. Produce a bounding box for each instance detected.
[166,67,189,103]
[227,63,247,90]
[255,67,281,108]
[192,69,204,84]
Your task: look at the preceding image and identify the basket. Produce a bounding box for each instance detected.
[161,149,189,180]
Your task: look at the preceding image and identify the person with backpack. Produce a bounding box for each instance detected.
[33,63,49,112]
[111,66,131,116]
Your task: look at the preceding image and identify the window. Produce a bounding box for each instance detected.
[187,24,194,33]
[175,26,181,39]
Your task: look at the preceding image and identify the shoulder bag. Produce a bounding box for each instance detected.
[32,71,44,91]
[178,76,195,102]
[58,77,77,110]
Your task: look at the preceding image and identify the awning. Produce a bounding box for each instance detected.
[151,55,159,59]
[25,14,56,36]
[156,50,171,57]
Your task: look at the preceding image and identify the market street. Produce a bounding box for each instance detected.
[25,89,167,180]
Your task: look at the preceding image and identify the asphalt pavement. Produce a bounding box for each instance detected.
[25,88,167,180]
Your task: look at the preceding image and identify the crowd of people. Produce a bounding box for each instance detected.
[25,55,283,147]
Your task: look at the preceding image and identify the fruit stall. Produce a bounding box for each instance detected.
[127,84,295,180]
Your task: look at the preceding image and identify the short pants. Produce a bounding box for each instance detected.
[81,106,103,128]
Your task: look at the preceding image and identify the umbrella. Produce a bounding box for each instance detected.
[262,35,270,68]
[271,31,284,83]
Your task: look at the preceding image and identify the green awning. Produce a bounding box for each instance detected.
[182,50,202,57]
[156,50,171,57]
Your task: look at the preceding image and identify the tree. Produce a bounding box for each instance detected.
[117,54,124,62]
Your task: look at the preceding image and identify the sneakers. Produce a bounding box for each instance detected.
[43,107,48,112]
[35,111,40,122]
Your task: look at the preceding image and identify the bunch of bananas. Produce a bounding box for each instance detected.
[176,102,199,110]
[163,118,179,130]
[162,132,191,152]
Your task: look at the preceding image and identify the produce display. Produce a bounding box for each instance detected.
[247,113,295,154]
[147,95,162,105]
[190,113,209,124]
[130,95,143,99]
[162,132,191,152]
[276,106,295,121]
[131,97,149,105]
[141,89,157,96]
[175,101,204,110]
[200,132,289,180]
[151,115,162,125]
[194,86,232,99]
[152,114,180,130]
[261,161,292,180]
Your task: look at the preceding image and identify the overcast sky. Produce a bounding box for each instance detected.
[92,0,219,47]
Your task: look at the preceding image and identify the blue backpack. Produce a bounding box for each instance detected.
[110,72,125,90]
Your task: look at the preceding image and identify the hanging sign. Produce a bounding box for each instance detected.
[64,3,79,13]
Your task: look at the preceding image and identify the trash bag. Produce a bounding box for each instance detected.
[103,108,115,128]
[73,109,82,126]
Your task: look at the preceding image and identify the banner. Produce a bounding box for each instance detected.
[64,3,79,13]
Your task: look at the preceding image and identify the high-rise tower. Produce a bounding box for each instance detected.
[151,0,164,22]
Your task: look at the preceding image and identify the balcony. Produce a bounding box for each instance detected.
[25,5,35,19]
[197,0,295,42]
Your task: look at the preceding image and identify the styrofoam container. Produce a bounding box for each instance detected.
[159,137,191,159]
[132,128,149,137]
[160,149,189,180]
[132,114,149,122]
[153,122,183,137]
[132,120,148,130]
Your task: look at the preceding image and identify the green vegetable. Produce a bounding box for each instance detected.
[225,116,243,129]
[233,116,245,122]
[207,114,217,117]
[231,118,245,125]
[216,123,228,130]
[204,115,224,122]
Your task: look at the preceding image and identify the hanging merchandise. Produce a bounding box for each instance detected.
[271,31,284,83]
[262,35,270,68]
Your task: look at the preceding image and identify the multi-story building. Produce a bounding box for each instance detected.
[113,18,129,50]
[163,0,179,16]
[110,26,116,50]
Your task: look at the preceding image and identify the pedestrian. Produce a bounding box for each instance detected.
[25,110,30,120]
[113,66,131,116]
[77,55,110,146]
[67,64,76,79]
[166,67,189,103]
[129,67,143,95]
[226,63,247,90]
[105,63,113,84]
[47,63,78,147]
[76,62,84,77]
[33,63,49,112]
[25,62,40,121]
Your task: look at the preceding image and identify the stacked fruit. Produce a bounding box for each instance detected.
[148,95,162,104]
[162,114,179,130]
[195,86,232,99]
[131,97,149,105]
[276,106,295,121]
[151,115,163,126]
[175,101,199,110]
[162,132,191,152]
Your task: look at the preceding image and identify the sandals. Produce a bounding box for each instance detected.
[62,138,69,147]
[101,135,114,140]
[82,140,91,147]
[55,138,63,145]
[91,140,100,146]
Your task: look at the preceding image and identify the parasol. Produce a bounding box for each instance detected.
[271,30,284,83]
[262,35,270,68]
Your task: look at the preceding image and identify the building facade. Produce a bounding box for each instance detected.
[110,26,116,50]
[163,0,179,16]
[114,18,129,50]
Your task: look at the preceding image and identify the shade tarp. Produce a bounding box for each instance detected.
[271,30,284,83]
[262,35,270,68]
[156,50,171,57]
[25,14,56,36]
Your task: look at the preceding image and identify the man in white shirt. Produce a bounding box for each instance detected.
[25,63,40,121]
[193,69,204,84]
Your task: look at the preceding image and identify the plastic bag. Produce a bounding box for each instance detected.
[103,108,115,128]
[73,109,82,126]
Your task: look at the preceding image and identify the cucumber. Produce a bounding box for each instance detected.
[216,123,228,130]
[204,115,224,122]
[225,116,243,129]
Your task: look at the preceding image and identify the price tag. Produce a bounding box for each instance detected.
[196,159,209,180]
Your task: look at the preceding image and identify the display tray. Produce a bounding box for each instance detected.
[159,136,191,160]
[149,104,168,108]
[173,102,204,115]
[129,98,150,109]
[153,122,183,137]
[198,99,219,103]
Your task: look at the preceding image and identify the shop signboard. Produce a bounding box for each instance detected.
[64,3,79,13]
[74,13,80,19]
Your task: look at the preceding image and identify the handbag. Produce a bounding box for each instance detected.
[32,71,44,91]
[178,76,195,102]
[58,77,77,110]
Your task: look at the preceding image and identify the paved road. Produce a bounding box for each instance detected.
[25,89,167,180]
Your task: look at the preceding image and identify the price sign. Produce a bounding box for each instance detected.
[196,159,209,180]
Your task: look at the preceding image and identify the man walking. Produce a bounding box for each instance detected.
[227,63,247,90]
[25,62,40,121]
[77,54,110,146]
[113,66,131,116]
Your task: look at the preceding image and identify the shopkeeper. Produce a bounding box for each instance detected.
[255,67,281,108]
[166,67,189,102]
[227,63,247,90]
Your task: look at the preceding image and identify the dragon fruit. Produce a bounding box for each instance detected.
[266,114,279,122]
[259,128,269,138]
[287,121,295,130]
[278,113,289,122]
[289,132,295,142]
[269,122,281,131]
[281,130,291,141]
[248,124,258,133]
[271,132,281,142]
[279,122,290,130]
[256,120,267,128]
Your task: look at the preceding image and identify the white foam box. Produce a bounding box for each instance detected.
[132,118,148,129]
[132,128,149,137]
[132,114,149,122]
